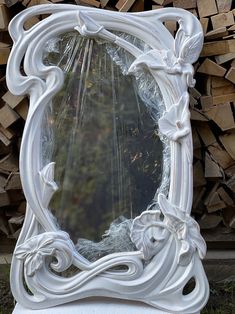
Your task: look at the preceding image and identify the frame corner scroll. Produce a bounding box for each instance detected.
[7,4,209,313]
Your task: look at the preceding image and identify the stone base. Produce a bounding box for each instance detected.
[13,298,176,314]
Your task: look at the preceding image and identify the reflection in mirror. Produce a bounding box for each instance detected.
[41,32,170,262]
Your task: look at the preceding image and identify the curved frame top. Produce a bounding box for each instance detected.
[7,4,209,313]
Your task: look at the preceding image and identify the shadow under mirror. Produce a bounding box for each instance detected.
[41,31,170,263]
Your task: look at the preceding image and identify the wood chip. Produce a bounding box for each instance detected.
[0,153,18,173]
[194,160,207,187]
[192,127,201,149]
[208,142,234,169]
[0,104,20,128]
[190,108,209,121]
[201,39,235,57]
[15,99,28,120]
[197,0,217,18]
[211,84,235,96]
[0,187,10,207]
[225,165,235,177]
[193,186,207,210]
[219,133,235,160]
[217,187,234,206]
[2,91,25,109]
[199,214,222,229]
[216,0,232,13]
[8,215,24,225]
[197,124,217,146]
[207,192,226,212]
[205,152,223,179]
[131,0,144,11]
[0,214,9,235]
[225,67,235,84]
[164,20,177,36]
[201,94,235,109]
[211,76,232,88]
[222,207,235,228]
[0,47,10,64]
[173,0,196,9]
[0,125,14,140]
[205,27,228,40]
[79,0,100,7]
[215,52,235,64]
[0,174,7,188]
[0,4,10,30]
[200,18,209,34]
[116,0,135,11]
[206,103,235,131]
[211,12,234,29]
[24,16,40,30]
[5,172,21,190]
[4,0,19,7]
[0,131,11,146]
[197,58,226,77]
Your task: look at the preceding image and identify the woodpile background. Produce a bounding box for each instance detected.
[0,0,235,253]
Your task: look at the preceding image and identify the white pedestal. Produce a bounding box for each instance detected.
[13,298,173,314]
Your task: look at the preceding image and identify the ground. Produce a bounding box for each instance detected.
[0,268,234,314]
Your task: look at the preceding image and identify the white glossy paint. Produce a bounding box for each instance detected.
[6,4,209,313]
[13,299,176,314]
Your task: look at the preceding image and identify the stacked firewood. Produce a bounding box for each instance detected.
[186,1,235,245]
[0,3,28,246]
[0,0,235,249]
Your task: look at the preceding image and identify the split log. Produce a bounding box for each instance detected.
[219,133,235,160]
[197,0,217,18]
[197,58,227,77]
[211,11,234,29]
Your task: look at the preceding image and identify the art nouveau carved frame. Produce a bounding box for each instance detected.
[7,4,209,313]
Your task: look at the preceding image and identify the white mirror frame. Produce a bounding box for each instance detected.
[7,4,209,313]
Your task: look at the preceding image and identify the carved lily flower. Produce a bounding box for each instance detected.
[158,93,190,142]
[158,193,206,266]
[130,210,170,260]
[15,236,55,277]
[39,162,58,208]
[128,26,203,76]
[128,24,203,87]
[128,49,181,75]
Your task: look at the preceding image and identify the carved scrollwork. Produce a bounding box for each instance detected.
[15,231,74,277]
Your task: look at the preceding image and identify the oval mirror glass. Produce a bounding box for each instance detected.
[41,32,170,262]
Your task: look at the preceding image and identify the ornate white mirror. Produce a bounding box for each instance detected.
[7,4,209,313]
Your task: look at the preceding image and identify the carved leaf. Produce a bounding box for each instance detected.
[179,32,203,64]
[15,243,32,260]
[39,162,58,208]
[25,254,43,277]
[175,18,203,64]
[174,20,187,58]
